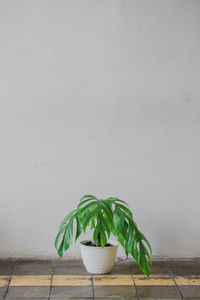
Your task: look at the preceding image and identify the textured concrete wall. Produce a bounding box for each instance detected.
[0,0,200,259]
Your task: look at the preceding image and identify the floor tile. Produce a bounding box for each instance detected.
[14,261,52,275]
[134,275,175,286]
[94,285,136,297]
[130,261,170,275]
[54,259,87,275]
[170,266,200,276]
[0,276,10,287]
[0,263,15,275]
[130,263,143,275]
[52,275,92,286]
[183,298,200,300]
[175,275,200,285]
[50,298,93,300]
[54,260,84,267]
[110,261,131,275]
[93,275,134,285]
[0,286,8,297]
[16,260,52,265]
[54,265,88,275]
[10,275,51,286]
[150,263,171,275]
[167,259,200,275]
[179,285,200,297]
[139,298,181,300]
[50,286,93,298]
[95,298,137,300]
[0,258,199,300]
[6,286,50,298]
[137,286,181,298]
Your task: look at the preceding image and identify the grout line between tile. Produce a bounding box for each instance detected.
[129,260,140,300]
[47,264,54,300]
[169,269,184,300]
[3,261,17,300]
[91,274,94,300]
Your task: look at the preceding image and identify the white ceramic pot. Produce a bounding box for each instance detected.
[80,240,118,274]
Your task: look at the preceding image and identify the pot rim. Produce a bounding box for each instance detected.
[80,239,119,248]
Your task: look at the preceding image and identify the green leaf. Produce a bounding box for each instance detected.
[63,220,73,251]
[93,224,100,245]
[100,214,111,238]
[138,231,152,254]
[60,209,77,228]
[55,230,64,250]
[79,201,97,216]
[115,203,133,218]
[83,209,97,232]
[80,195,97,203]
[99,226,107,248]
[113,209,126,240]
[75,217,82,241]
[116,232,125,248]
[78,197,97,209]
[100,201,113,219]
[91,219,95,229]
[109,197,129,206]
[57,238,64,258]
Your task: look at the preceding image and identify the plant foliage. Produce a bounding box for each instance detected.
[55,195,152,276]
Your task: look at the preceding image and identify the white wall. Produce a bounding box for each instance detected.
[0,0,200,259]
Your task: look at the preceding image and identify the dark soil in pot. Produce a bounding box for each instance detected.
[84,241,112,247]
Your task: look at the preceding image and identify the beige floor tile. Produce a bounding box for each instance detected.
[134,275,175,286]
[10,275,51,286]
[0,276,10,287]
[52,275,92,286]
[93,275,134,286]
[175,276,200,285]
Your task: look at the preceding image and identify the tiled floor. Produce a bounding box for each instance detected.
[0,258,200,299]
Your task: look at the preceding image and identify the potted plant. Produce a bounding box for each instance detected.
[55,195,152,276]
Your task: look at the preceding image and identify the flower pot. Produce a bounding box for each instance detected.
[80,240,118,274]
